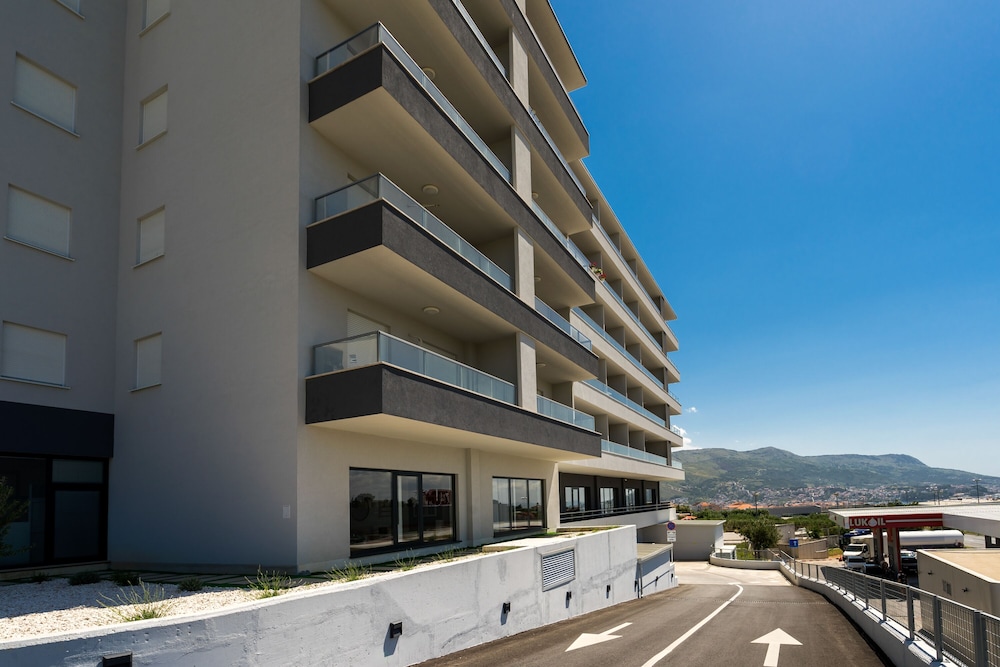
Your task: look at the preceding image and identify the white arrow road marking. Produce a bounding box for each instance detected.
[751,628,802,667]
[565,622,633,652]
[641,584,745,667]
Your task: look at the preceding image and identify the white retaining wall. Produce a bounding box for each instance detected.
[3,527,638,666]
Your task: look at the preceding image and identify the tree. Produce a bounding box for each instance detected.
[0,476,28,558]
[741,518,780,552]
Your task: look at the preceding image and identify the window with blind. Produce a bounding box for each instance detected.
[13,55,76,132]
[136,208,165,264]
[1,322,67,386]
[140,89,167,144]
[135,333,162,389]
[6,186,71,257]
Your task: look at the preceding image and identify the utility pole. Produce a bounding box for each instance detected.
[974,479,981,504]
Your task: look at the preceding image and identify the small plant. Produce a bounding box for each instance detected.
[176,577,205,592]
[99,579,173,621]
[111,570,139,586]
[327,562,371,582]
[69,570,101,585]
[246,568,291,598]
[431,549,460,563]
[393,551,420,571]
[30,572,51,584]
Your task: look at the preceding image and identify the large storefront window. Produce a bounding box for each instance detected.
[349,468,455,556]
[493,477,543,534]
[0,456,107,569]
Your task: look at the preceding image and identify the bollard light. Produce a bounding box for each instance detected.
[389,622,402,639]
[501,602,511,614]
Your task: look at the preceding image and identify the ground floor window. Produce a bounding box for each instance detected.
[599,487,615,514]
[625,487,637,507]
[349,468,455,556]
[493,477,543,534]
[565,486,586,513]
[0,456,107,569]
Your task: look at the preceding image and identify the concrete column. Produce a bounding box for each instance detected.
[465,448,484,545]
[516,332,537,411]
[513,227,535,305]
[511,125,532,202]
[508,26,529,105]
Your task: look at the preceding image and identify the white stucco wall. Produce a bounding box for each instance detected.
[2,528,639,666]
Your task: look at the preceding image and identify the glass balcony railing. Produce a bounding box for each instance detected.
[313,331,516,405]
[601,281,663,354]
[582,378,666,428]
[535,298,591,350]
[451,0,507,77]
[315,24,511,183]
[601,440,667,467]
[572,308,663,389]
[528,108,586,198]
[537,395,595,431]
[530,201,590,270]
[315,174,512,291]
[594,221,638,281]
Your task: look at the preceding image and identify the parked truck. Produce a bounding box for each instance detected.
[850,529,964,554]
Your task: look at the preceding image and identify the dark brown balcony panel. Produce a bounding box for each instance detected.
[307,200,598,375]
[306,365,602,459]
[309,45,595,300]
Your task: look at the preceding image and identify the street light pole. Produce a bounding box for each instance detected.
[974,478,981,504]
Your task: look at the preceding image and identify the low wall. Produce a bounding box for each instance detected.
[3,528,638,666]
[709,553,781,570]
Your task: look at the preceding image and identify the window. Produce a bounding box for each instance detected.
[6,186,71,257]
[55,0,82,14]
[13,55,76,132]
[134,333,162,389]
[350,468,454,555]
[140,89,167,145]
[625,487,637,507]
[599,487,615,514]
[136,208,165,264]
[644,487,656,505]
[564,486,586,513]
[1,322,67,386]
[493,477,543,534]
[142,0,170,29]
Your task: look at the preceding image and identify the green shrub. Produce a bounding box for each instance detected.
[69,571,101,585]
[176,577,205,592]
[327,562,371,582]
[246,568,291,598]
[111,570,139,586]
[99,579,173,621]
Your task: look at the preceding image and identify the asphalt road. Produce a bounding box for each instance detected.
[418,564,890,667]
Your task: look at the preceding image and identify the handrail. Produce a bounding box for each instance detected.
[315,24,511,183]
[601,440,669,467]
[312,331,515,405]
[561,501,673,523]
[534,297,591,350]
[572,308,663,389]
[537,395,595,431]
[314,174,512,291]
[582,378,666,428]
[530,200,590,270]
[450,0,507,77]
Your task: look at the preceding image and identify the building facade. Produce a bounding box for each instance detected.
[1,0,683,573]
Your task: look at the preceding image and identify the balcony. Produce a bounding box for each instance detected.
[309,24,597,303]
[582,379,666,428]
[306,332,600,460]
[572,307,668,392]
[537,395,595,431]
[307,175,598,376]
[560,501,674,525]
[535,297,590,351]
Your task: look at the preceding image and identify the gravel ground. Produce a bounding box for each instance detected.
[0,578,314,641]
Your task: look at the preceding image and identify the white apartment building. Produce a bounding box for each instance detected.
[0,0,683,573]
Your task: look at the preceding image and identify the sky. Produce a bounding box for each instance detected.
[552,1,1000,477]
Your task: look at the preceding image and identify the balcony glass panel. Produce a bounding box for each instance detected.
[315,174,512,291]
[572,308,663,388]
[601,281,663,353]
[534,297,591,350]
[582,378,666,428]
[530,201,589,269]
[316,24,511,182]
[601,440,667,467]
[451,0,507,77]
[313,332,516,405]
[537,395,595,431]
[528,108,586,197]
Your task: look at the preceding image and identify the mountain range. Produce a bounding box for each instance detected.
[668,447,999,504]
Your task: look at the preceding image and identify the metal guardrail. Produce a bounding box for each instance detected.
[783,560,1000,666]
[561,501,673,523]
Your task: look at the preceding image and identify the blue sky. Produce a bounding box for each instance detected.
[553,1,1000,477]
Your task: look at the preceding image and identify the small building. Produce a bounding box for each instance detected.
[917,550,1000,615]
[672,519,724,561]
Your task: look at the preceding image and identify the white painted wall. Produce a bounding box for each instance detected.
[2,528,639,666]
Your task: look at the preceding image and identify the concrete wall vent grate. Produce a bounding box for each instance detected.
[541,549,575,590]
